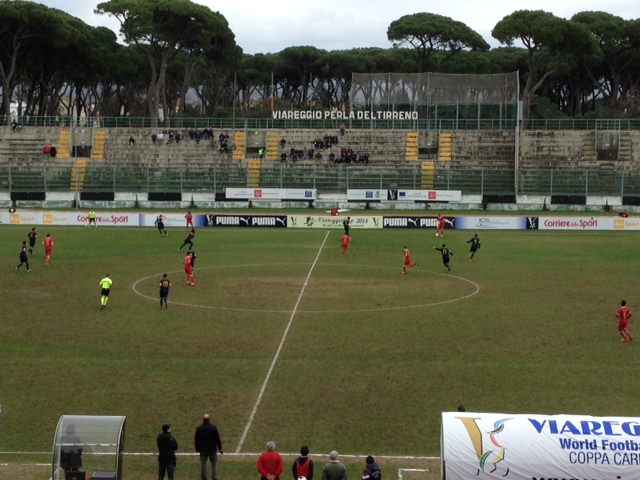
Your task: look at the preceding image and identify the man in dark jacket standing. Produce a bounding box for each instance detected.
[195,413,223,480]
[157,424,178,480]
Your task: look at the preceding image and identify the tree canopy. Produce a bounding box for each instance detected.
[1,3,639,120]
[387,13,490,71]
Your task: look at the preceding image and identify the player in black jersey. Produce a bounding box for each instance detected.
[434,244,453,272]
[16,241,30,271]
[27,227,37,255]
[179,228,196,250]
[467,234,481,260]
[159,273,172,309]
[155,215,168,236]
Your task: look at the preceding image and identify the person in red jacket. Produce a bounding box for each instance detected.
[257,440,284,480]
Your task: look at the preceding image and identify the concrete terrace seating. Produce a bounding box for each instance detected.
[1,126,639,174]
[446,130,516,170]
[268,129,407,165]
[103,128,237,166]
[0,126,60,164]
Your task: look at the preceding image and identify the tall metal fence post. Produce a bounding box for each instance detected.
[585,171,589,197]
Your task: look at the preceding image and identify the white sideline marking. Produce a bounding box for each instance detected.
[234,231,330,453]
[0,451,439,460]
[398,468,430,479]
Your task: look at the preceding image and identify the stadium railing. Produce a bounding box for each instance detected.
[1,164,639,197]
[4,115,640,131]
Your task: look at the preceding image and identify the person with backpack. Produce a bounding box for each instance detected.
[361,455,382,480]
[292,445,313,479]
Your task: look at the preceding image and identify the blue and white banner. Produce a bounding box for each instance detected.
[538,216,612,231]
[442,412,640,480]
[455,216,528,230]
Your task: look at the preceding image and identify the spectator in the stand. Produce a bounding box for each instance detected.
[151,133,157,144]
[280,152,287,163]
[41,144,51,155]
[307,148,315,160]
[339,123,346,136]
[258,147,265,159]
[620,209,629,218]
[280,138,286,148]
[50,145,57,158]
[219,132,230,153]
[129,136,135,146]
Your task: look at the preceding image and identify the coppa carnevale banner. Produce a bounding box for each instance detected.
[442,412,640,480]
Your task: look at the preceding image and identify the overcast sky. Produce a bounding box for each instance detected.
[35,0,640,54]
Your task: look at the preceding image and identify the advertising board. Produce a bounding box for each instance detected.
[442,411,640,480]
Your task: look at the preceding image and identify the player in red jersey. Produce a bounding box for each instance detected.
[402,246,417,274]
[184,253,195,286]
[340,234,351,254]
[185,211,194,228]
[42,233,54,266]
[617,300,633,342]
[436,214,446,237]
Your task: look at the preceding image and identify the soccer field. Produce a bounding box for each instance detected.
[1,223,640,479]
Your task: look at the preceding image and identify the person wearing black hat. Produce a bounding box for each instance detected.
[157,423,178,480]
[361,455,382,480]
[292,445,313,479]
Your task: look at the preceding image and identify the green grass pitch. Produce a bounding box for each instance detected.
[1,224,640,479]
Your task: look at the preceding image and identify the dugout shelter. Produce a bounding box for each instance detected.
[52,415,126,480]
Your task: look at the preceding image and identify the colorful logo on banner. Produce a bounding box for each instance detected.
[458,416,514,477]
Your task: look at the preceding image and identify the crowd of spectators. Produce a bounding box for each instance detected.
[313,134,339,150]
[144,129,234,154]
[277,133,371,165]
[335,148,369,164]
